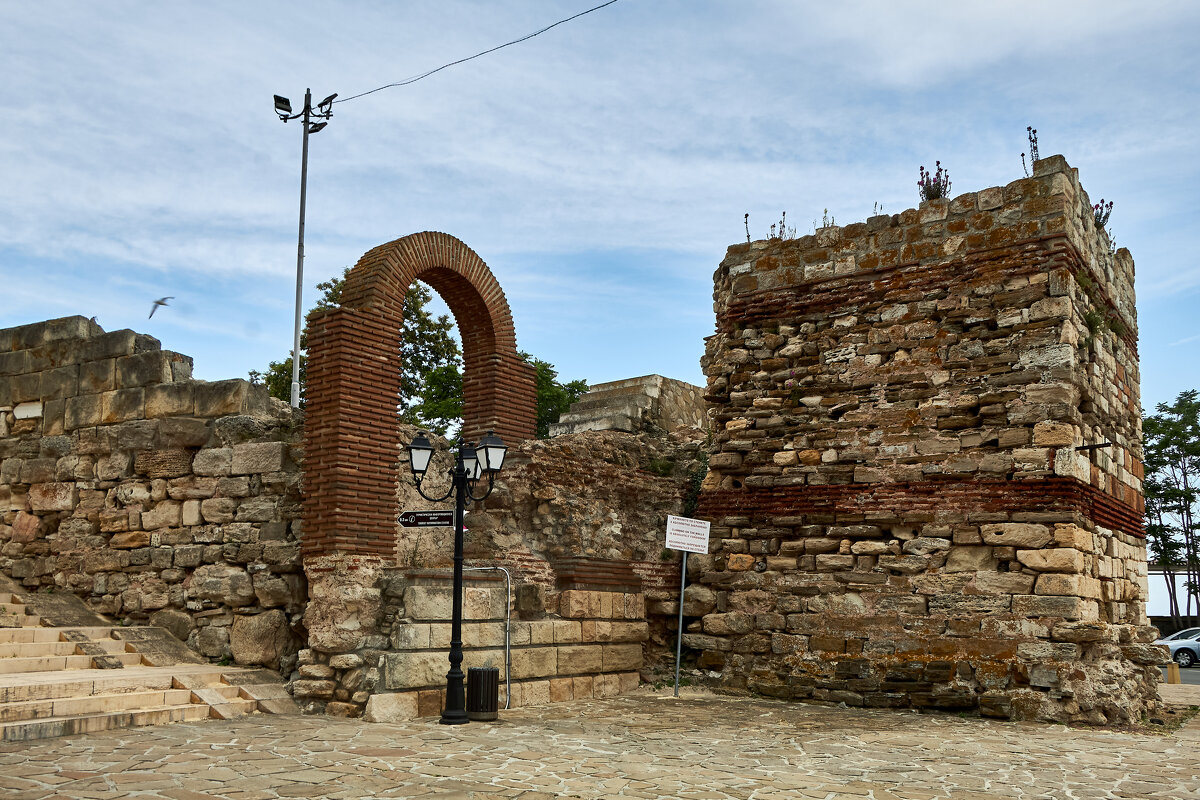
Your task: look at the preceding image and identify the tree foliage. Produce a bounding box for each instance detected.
[251,269,586,440]
[1143,389,1200,627]
[521,352,588,438]
[251,268,462,435]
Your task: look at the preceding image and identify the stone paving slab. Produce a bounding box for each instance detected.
[0,689,1197,799]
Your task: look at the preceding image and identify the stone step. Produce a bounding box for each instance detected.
[0,703,212,743]
[584,375,664,393]
[0,614,42,628]
[0,626,115,644]
[0,638,128,659]
[0,688,194,723]
[0,652,142,675]
[562,393,654,416]
[0,665,229,704]
[550,412,641,436]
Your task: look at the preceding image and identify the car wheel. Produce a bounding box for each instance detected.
[1175,649,1197,668]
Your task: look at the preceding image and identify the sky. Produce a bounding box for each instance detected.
[2,1,1198,413]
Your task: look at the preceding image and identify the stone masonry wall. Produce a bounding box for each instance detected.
[694,156,1162,724]
[294,569,645,720]
[0,317,304,672]
[294,427,705,719]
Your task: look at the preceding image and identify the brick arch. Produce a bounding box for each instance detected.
[302,231,537,558]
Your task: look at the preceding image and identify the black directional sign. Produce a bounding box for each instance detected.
[398,510,455,528]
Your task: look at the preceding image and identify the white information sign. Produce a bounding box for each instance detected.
[665,514,711,554]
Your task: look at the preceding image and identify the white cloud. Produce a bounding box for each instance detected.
[2,0,1198,400]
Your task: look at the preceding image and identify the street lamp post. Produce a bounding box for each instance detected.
[407,430,507,724]
[273,89,337,409]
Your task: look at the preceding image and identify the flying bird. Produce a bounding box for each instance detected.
[149,297,174,318]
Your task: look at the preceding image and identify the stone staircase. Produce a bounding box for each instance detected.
[0,590,298,742]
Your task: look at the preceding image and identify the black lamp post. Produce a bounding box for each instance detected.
[273,88,337,409]
[408,430,507,724]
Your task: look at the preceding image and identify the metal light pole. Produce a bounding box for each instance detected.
[273,89,337,408]
[408,431,508,724]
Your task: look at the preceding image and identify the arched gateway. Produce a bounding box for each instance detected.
[301,232,537,558]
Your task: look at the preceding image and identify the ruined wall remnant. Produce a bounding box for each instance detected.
[549,375,708,436]
[0,317,304,671]
[694,155,1162,724]
[295,426,703,719]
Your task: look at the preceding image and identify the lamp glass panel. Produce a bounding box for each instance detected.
[409,435,434,475]
[479,433,507,473]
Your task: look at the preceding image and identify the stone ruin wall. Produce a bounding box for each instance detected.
[693,155,1162,724]
[296,426,704,719]
[0,318,703,719]
[0,317,305,672]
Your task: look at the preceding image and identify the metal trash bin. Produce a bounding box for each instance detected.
[466,666,500,721]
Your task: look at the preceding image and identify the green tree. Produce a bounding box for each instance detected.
[251,269,462,435]
[1143,389,1200,628]
[251,270,587,440]
[521,352,589,438]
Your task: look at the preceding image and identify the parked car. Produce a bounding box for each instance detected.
[1154,627,1200,667]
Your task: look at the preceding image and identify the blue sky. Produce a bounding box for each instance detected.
[2,1,1198,412]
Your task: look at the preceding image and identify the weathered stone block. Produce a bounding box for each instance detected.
[1034,573,1101,598]
[141,500,182,530]
[198,497,235,523]
[100,388,144,424]
[980,523,1051,549]
[553,620,582,643]
[967,572,1036,595]
[64,394,102,430]
[464,586,507,620]
[145,383,195,418]
[116,351,174,388]
[1032,421,1075,447]
[231,441,285,475]
[363,692,419,723]
[1017,548,1085,573]
[78,359,115,394]
[193,448,232,476]
[511,647,557,679]
[944,546,998,573]
[404,586,452,621]
[189,563,256,606]
[602,643,642,671]
[28,482,76,511]
[134,449,194,479]
[556,644,604,674]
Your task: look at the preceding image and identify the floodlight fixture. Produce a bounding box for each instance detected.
[274,86,336,408]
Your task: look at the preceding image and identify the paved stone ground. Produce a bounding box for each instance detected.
[2,688,1198,800]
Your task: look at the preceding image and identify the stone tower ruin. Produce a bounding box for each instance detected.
[693,155,1162,724]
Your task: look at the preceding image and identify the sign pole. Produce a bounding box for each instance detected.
[674,551,688,698]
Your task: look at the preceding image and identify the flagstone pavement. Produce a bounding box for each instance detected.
[2,687,1198,800]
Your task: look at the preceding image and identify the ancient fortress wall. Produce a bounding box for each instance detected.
[0,318,691,719]
[694,155,1162,723]
[0,317,304,669]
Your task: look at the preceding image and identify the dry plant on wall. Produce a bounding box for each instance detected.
[769,211,797,240]
[1093,199,1117,254]
[918,162,951,201]
[1021,126,1040,176]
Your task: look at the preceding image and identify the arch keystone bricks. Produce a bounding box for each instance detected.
[302,232,537,558]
